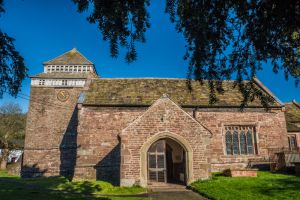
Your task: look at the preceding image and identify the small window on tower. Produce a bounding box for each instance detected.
[62,80,68,86]
[39,79,45,86]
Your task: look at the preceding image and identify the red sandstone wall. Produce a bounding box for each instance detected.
[194,108,289,172]
[75,105,288,184]
[74,106,145,184]
[23,87,82,177]
[120,98,212,186]
[23,86,289,184]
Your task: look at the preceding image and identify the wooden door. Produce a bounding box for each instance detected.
[148,140,166,182]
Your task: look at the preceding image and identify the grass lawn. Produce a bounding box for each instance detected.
[191,171,300,200]
[0,170,148,200]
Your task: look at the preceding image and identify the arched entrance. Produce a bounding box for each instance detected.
[147,138,186,185]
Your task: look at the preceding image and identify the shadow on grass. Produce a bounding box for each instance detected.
[1,164,104,196]
[58,181,103,194]
[254,175,300,198]
[0,175,111,200]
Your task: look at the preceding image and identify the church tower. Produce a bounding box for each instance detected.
[31,48,97,88]
[23,48,98,178]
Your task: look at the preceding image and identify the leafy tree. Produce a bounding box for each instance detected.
[0,0,27,98]
[73,0,300,107]
[0,103,26,170]
[1,1,300,107]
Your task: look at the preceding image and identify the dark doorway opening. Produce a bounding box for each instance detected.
[148,138,186,185]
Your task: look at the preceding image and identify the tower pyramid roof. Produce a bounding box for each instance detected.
[43,48,93,65]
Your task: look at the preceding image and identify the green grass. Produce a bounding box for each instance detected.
[191,171,300,200]
[0,170,147,200]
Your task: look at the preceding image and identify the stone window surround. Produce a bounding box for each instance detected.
[138,131,194,187]
[220,122,260,156]
[287,134,298,151]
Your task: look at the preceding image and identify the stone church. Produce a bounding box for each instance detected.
[23,48,299,187]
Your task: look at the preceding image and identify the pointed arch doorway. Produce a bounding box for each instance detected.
[147,138,186,185]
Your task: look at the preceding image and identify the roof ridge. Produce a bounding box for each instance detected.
[43,48,93,65]
[71,48,94,65]
[253,77,284,106]
[292,100,300,109]
[43,48,73,65]
[96,78,245,82]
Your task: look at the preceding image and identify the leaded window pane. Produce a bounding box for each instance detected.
[157,155,165,168]
[148,154,156,168]
[225,131,232,155]
[289,136,297,151]
[149,171,156,181]
[156,140,164,152]
[247,130,254,154]
[157,171,165,182]
[240,131,247,155]
[233,131,239,154]
[148,144,156,152]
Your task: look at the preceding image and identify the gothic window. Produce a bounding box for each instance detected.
[240,131,247,155]
[225,131,232,155]
[247,130,254,154]
[224,126,257,155]
[288,135,297,151]
[233,131,239,155]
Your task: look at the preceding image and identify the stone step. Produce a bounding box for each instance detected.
[148,183,187,192]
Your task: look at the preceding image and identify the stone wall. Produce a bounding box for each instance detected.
[23,86,289,186]
[74,106,146,185]
[194,108,289,171]
[120,97,212,186]
[22,86,82,178]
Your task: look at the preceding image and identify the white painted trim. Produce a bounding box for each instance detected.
[31,78,86,87]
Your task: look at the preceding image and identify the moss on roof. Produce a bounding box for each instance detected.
[83,78,282,107]
[43,48,93,65]
[285,101,300,132]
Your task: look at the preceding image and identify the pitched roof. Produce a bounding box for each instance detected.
[83,78,282,107]
[30,72,93,79]
[285,100,300,132]
[43,48,93,65]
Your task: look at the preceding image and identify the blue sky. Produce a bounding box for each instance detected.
[1,0,299,112]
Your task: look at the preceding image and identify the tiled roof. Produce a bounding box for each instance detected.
[83,78,282,107]
[30,72,96,79]
[285,101,300,132]
[43,48,93,65]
